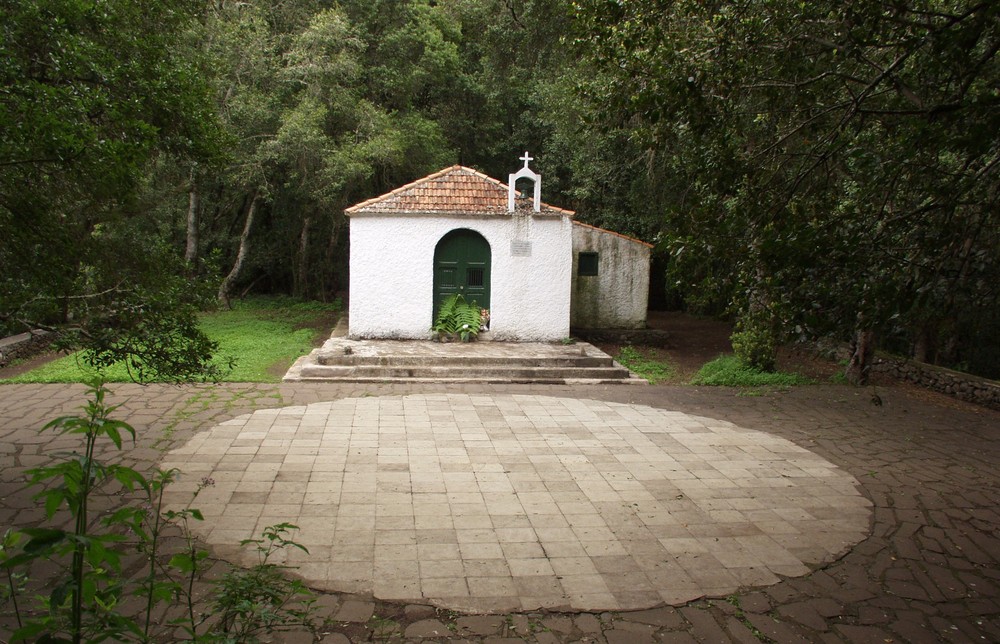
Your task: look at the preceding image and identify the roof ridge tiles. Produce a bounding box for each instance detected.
[344,165,575,217]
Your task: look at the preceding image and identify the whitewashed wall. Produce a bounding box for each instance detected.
[570,224,650,329]
[349,213,572,340]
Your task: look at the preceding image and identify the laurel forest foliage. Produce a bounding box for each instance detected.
[1,0,997,381]
[572,0,1000,382]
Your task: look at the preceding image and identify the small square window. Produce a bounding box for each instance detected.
[578,251,599,276]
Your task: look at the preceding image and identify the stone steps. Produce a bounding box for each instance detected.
[315,354,615,368]
[299,364,632,381]
[284,336,645,385]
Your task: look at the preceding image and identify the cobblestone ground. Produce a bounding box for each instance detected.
[1,381,998,642]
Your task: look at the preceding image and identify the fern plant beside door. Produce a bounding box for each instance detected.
[431,294,483,342]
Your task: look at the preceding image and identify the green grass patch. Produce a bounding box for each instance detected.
[616,345,677,384]
[690,354,812,387]
[2,297,341,384]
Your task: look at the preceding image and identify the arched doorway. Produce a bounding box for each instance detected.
[433,229,491,319]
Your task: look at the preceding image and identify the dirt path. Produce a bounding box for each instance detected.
[593,310,841,383]
[0,350,66,379]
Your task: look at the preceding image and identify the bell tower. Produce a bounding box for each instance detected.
[507,152,541,212]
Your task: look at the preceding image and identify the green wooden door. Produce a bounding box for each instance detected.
[433,229,491,319]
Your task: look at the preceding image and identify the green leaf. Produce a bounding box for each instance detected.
[103,423,123,449]
[10,622,51,643]
[35,635,73,644]
[42,489,66,519]
[1,550,41,569]
[169,553,196,573]
[49,577,73,608]
[20,527,67,553]
[103,419,137,447]
[112,466,147,491]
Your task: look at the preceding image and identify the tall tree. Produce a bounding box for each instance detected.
[200,0,457,302]
[0,0,225,381]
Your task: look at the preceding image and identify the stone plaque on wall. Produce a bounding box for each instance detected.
[510,240,532,257]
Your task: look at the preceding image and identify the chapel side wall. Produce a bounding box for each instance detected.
[570,225,650,329]
[348,214,571,341]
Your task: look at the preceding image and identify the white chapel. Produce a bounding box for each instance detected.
[346,155,651,341]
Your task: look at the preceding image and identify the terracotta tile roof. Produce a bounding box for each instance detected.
[345,165,575,217]
[573,221,654,248]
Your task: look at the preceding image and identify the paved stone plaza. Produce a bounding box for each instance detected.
[161,394,870,612]
[2,381,999,641]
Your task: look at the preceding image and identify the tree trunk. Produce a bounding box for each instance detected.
[913,324,935,364]
[184,167,200,269]
[295,217,311,298]
[218,192,259,308]
[322,210,344,301]
[845,328,876,386]
[732,233,777,371]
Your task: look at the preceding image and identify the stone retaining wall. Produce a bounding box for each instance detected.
[0,330,54,367]
[872,355,1000,409]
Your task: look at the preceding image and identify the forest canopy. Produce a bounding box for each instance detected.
[1,0,997,382]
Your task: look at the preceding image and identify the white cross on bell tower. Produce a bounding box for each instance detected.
[508,151,541,212]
